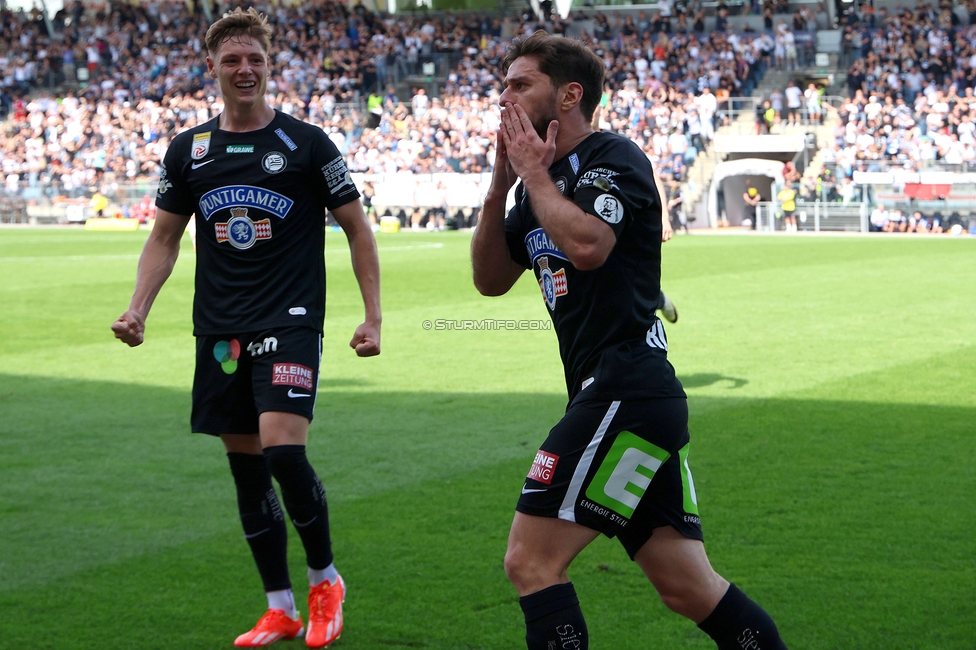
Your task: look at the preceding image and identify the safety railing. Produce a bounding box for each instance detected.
[756,200,868,232]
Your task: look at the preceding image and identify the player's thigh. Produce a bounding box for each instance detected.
[259,411,310,448]
[505,511,600,594]
[508,511,599,562]
[517,398,703,559]
[221,433,263,454]
[249,326,322,426]
[192,334,259,436]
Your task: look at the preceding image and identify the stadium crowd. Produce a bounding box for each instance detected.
[827,3,976,175]
[0,0,777,203]
[3,0,976,230]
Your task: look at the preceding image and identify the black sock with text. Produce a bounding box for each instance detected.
[698,583,787,650]
[519,582,588,650]
[227,452,291,592]
[264,444,334,570]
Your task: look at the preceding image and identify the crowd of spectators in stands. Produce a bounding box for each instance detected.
[4,0,976,231]
[0,0,779,204]
[867,201,971,233]
[826,1,976,176]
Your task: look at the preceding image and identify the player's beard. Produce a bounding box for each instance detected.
[530,90,559,140]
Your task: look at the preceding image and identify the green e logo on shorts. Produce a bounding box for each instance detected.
[585,431,670,519]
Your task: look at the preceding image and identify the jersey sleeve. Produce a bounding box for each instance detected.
[571,141,657,238]
[311,127,361,210]
[154,136,196,217]
[504,184,532,269]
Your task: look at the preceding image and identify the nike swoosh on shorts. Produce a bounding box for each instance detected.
[287,389,312,398]
[521,486,547,495]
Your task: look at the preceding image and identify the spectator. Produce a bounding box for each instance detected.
[908,210,926,233]
[743,181,762,228]
[756,100,770,134]
[411,87,428,119]
[366,89,382,128]
[695,86,717,142]
[869,203,889,232]
[769,87,784,125]
[784,80,802,126]
[804,83,822,124]
[776,183,798,232]
[666,177,688,233]
[884,209,907,233]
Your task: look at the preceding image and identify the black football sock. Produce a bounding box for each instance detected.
[227,452,291,592]
[519,582,588,650]
[264,445,334,570]
[698,583,787,650]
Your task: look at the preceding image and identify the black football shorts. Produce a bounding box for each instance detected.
[191,326,322,436]
[516,397,703,559]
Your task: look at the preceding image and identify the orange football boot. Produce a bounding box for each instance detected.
[234,609,304,647]
[305,575,345,648]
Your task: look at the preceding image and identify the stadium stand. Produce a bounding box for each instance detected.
[1,0,974,233]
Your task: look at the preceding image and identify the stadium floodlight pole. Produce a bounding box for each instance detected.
[196,0,213,22]
[36,0,56,38]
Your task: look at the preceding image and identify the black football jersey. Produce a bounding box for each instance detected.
[504,131,686,403]
[156,111,359,335]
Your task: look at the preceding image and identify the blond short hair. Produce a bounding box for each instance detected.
[205,7,272,58]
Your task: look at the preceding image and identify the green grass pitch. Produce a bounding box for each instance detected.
[1,228,974,649]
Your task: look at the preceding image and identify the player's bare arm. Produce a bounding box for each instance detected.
[111,208,191,347]
[472,135,525,296]
[331,199,381,357]
[500,101,615,271]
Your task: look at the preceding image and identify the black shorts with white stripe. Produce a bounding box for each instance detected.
[517,397,703,559]
[191,326,322,435]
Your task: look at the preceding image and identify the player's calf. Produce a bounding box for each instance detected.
[264,444,334,570]
[227,452,291,593]
[520,583,589,650]
[698,584,788,650]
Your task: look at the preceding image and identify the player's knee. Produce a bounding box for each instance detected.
[503,546,528,586]
[504,545,550,592]
[653,573,726,621]
[657,585,696,617]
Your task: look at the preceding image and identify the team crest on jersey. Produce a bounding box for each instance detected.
[537,256,567,310]
[191,132,211,160]
[263,152,287,174]
[215,207,272,250]
[554,177,568,195]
